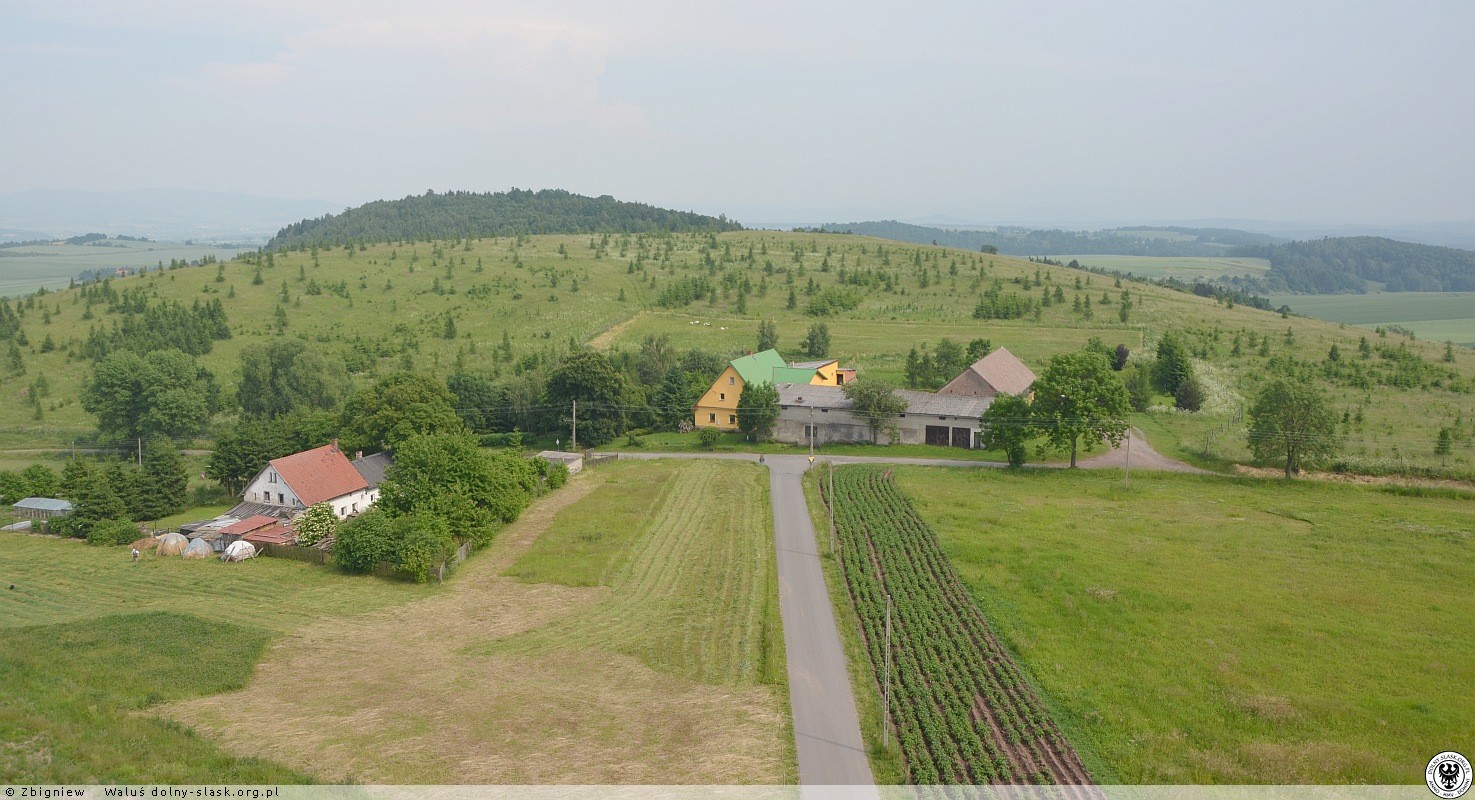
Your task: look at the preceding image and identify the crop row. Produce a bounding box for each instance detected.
[825,466,1092,787]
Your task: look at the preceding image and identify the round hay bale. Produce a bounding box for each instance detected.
[182,537,213,559]
[155,532,188,557]
[130,536,160,551]
[221,540,256,562]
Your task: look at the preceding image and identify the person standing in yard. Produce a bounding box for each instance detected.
[131,548,140,562]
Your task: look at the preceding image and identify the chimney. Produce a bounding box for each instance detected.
[355,450,363,461]
[330,437,339,452]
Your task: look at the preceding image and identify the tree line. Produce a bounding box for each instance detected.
[1231,236,1475,293]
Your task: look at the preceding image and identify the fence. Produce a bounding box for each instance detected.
[258,542,331,565]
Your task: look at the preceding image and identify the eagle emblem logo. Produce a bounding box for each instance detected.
[1428,752,1472,799]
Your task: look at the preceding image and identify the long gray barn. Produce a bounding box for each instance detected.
[774,383,989,448]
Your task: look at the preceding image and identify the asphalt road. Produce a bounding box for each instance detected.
[767,455,877,788]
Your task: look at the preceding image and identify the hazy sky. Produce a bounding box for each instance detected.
[3,1,1473,225]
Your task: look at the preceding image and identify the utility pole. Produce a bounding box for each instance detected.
[883,592,893,748]
[571,399,577,452]
[137,437,142,467]
[828,461,836,554]
[1124,429,1131,488]
[808,405,814,459]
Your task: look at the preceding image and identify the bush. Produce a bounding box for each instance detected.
[698,427,721,450]
[86,519,139,546]
[392,513,453,583]
[334,510,397,573]
[294,502,338,547]
[624,432,645,448]
[544,461,569,490]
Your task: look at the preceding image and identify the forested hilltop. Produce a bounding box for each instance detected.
[817,220,1281,256]
[267,189,741,250]
[1232,236,1475,293]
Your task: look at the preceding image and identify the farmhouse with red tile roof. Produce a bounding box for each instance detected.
[242,442,384,520]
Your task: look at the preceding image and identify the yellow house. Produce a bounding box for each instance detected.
[694,350,842,431]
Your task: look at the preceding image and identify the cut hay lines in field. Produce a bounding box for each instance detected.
[162,464,790,784]
[827,465,1092,788]
[0,532,417,632]
[486,460,774,687]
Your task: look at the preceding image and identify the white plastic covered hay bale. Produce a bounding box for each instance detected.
[221,540,256,562]
[155,532,189,557]
[182,537,213,559]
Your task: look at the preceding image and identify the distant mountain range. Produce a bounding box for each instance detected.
[813,220,1284,256]
[0,189,339,244]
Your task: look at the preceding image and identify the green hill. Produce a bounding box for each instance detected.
[266,189,741,250]
[0,228,1471,475]
[1232,236,1475,293]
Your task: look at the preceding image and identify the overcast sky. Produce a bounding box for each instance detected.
[3,1,1473,226]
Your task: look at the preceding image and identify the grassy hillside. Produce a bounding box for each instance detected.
[892,466,1475,783]
[1,229,1473,473]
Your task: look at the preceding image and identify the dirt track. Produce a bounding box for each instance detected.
[1076,428,1207,473]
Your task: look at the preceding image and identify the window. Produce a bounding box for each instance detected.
[719,392,726,401]
[728,376,735,385]
[268,471,277,484]
[728,415,737,424]
[277,493,284,504]
[708,413,717,422]
[837,374,844,384]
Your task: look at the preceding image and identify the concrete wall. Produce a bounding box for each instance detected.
[774,406,980,448]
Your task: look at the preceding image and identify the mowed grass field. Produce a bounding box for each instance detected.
[889,466,1475,783]
[0,532,422,782]
[1272,292,1475,348]
[1062,255,1271,281]
[164,460,795,783]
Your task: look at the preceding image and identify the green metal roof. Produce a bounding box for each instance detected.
[773,366,818,384]
[729,349,791,385]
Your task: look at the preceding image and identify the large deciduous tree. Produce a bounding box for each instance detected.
[1247,378,1339,478]
[545,350,627,448]
[237,337,350,418]
[81,348,219,441]
[801,323,831,359]
[842,377,908,445]
[981,393,1033,467]
[339,372,465,454]
[378,432,536,547]
[1030,349,1130,467]
[736,381,780,442]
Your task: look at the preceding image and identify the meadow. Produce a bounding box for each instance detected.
[0,239,249,296]
[164,460,795,783]
[0,531,421,782]
[889,466,1475,783]
[2,229,1473,476]
[1271,292,1475,348]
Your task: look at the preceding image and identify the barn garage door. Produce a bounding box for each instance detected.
[925,425,950,446]
[951,427,972,449]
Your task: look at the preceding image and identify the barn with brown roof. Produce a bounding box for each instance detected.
[937,347,1037,400]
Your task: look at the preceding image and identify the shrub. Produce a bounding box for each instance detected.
[334,510,396,573]
[544,461,569,490]
[393,513,453,583]
[294,502,338,547]
[86,519,139,546]
[698,428,721,450]
[1174,376,1206,412]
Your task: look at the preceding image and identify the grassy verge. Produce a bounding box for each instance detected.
[0,613,310,783]
[801,464,906,783]
[892,466,1475,783]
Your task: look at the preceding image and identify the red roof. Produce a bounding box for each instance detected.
[219,514,283,536]
[269,444,369,506]
[243,525,297,546]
